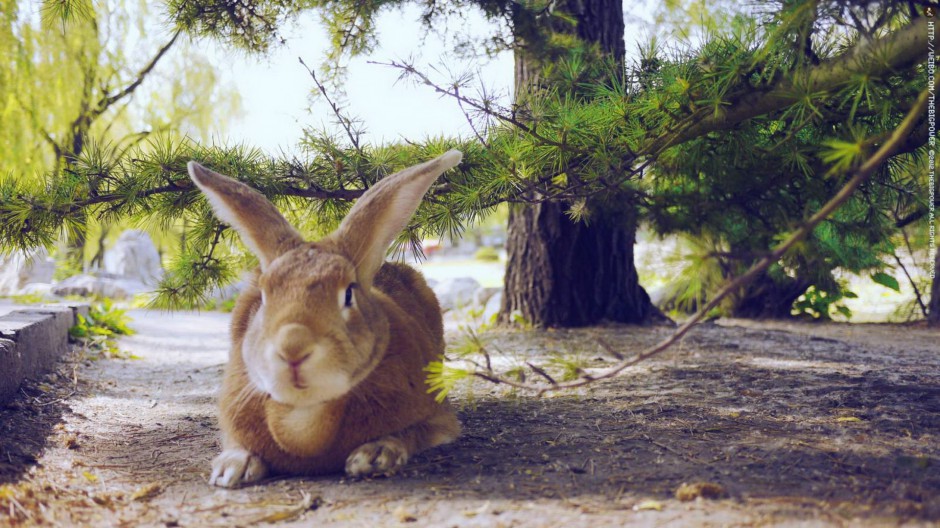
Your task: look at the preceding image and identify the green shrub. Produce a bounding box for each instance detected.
[69,299,136,359]
[474,247,500,262]
[791,285,856,320]
[7,293,54,305]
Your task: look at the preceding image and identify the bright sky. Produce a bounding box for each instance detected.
[202,3,658,155]
[202,5,515,153]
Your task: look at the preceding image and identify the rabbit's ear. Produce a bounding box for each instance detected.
[330,150,462,288]
[187,162,303,268]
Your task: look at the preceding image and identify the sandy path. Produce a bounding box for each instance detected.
[1,309,938,527]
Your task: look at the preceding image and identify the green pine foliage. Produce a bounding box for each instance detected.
[642,4,926,317]
[1,0,930,317]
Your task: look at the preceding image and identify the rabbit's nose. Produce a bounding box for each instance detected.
[278,352,311,368]
[275,323,315,362]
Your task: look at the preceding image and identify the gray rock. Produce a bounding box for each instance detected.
[103,230,163,286]
[482,290,503,323]
[473,287,501,308]
[647,285,668,307]
[431,277,482,312]
[0,248,56,295]
[19,283,55,297]
[51,274,148,300]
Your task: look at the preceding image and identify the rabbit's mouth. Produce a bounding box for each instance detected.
[289,365,309,389]
[268,367,352,405]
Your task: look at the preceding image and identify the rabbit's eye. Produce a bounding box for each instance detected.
[343,283,357,308]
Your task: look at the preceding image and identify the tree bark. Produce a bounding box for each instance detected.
[502,195,661,326]
[928,250,940,326]
[730,272,811,319]
[501,0,662,327]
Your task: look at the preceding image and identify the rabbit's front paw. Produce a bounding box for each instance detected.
[345,438,409,478]
[209,448,267,488]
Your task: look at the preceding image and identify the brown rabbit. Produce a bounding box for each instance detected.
[186,150,463,487]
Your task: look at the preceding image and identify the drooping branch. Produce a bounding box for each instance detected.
[375,21,924,168]
[41,176,365,217]
[299,58,365,157]
[91,29,182,120]
[641,20,926,156]
[461,89,929,396]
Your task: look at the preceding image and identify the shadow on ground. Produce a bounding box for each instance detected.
[0,356,80,485]
[0,318,937,526]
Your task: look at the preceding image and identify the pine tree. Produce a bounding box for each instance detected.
[1,0,932,324]
[499,0,666,327]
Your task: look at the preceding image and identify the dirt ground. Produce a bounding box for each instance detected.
[0,309,938,527]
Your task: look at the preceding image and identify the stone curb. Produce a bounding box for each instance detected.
[0,303,89,406]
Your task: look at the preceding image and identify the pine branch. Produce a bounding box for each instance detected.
[468,89,929,396]
[642,21,925,156]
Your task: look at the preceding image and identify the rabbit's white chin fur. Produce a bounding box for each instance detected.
[241,313,355,405]
[267,370,352,405]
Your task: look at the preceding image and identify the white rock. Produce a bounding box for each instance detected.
[647,285,668,307]
[0,248,56,295]
[473,287,501,308]
[207,276,248,303]
[103,230,163,286]
[482,290,503,322]
[51,274,148,300]
[431,277,482,312]
[19,283,55,297]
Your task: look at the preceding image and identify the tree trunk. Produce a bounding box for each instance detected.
[928,250,940,326]
[731,272,811,319]
[501,0,660,327]
[502,196,660,326]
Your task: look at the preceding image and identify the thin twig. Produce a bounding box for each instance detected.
[371,59,572,151]
[596,338,624,360]
[455,83,489,147]
[93,29,182,119]
[892,250,927,317]
[527,362,557,385]
[299,58,364,157]
[36,390,76,406]
[892,220,928,318]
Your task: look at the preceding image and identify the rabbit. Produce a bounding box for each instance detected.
[186,150,463,488]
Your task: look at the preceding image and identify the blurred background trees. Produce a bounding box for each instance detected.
[0,0,935,326]
[0,0,238,271]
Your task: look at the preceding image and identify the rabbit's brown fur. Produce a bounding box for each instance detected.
[220,261,458,476]
[187,151,463,486]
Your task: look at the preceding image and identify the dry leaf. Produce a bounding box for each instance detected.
[675,481,727,501]
[62,434,80,450]
[394,504,418,523]
[633,499,664,511]
[250,492,321,524]
[130,482,163,501]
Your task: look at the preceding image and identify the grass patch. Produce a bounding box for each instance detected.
[70,299,137,359]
